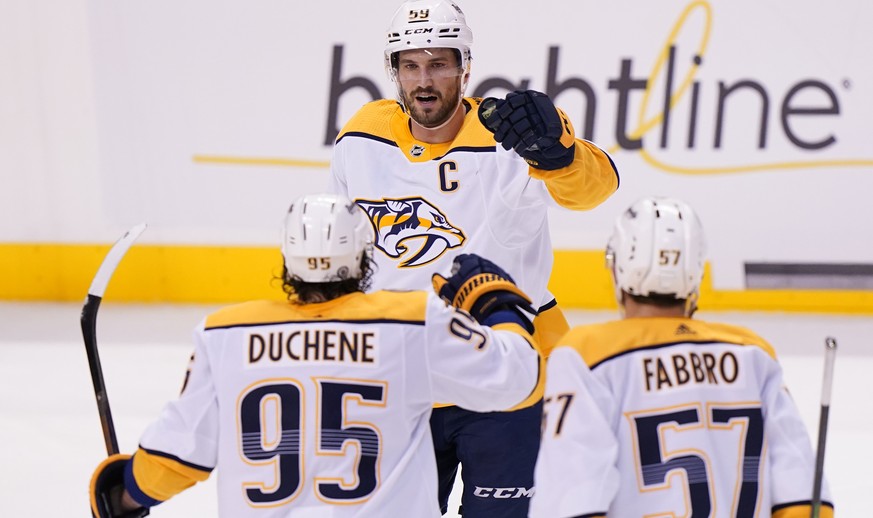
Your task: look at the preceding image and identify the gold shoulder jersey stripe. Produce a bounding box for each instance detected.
[204,291,428,329]
[336,99,398,142]
[337,98,496,163]
[559,317,778,369]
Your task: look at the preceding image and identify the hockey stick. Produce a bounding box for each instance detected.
[810,336,837,518]
[81,223,147,456]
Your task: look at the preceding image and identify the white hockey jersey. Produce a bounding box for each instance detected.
[531,317,834,518]
[125,290,539,517]
[329,98,619,314]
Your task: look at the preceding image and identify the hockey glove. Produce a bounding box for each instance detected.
[90,454,149,518]
[478,90,576,171]
[432,253,535,333]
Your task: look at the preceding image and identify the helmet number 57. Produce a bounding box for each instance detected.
[659,249,681,265]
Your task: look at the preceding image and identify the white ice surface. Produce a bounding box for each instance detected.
[1,302,870,517]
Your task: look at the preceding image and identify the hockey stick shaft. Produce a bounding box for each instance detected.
[82,293,118,456]
[80,224,147,456]
[810,336,837,518]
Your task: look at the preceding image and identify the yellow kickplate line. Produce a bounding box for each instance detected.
[548,251,873,314]
[2,244,873,313]
[192,155,330,168]
[0,243,287,303]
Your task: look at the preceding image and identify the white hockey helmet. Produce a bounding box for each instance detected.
[605,196,706,311]
[282,193,372,283]
[384,0,473,82]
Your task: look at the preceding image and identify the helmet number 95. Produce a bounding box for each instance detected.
[659,250,681,266]
[308,257,331,270]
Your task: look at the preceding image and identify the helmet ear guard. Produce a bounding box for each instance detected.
[282,194,373,283]
[606,196,706,315]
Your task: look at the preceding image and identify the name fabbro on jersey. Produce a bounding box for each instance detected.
[642,349,739,392]
[248,329,377,365]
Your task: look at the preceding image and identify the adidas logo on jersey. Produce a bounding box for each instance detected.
[675,323,696,335]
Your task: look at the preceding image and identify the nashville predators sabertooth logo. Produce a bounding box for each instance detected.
[356,197,465,268]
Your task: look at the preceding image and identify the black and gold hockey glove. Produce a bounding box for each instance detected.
[478,90,576,171]
[90,454,149,518]
[432,253,535,333]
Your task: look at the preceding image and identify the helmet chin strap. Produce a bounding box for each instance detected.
[684,291,699,317]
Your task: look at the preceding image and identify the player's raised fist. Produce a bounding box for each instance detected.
[432,253,534,332]
[478,90,576,171]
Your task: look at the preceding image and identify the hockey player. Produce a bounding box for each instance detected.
[89,193,540,517]
[530,196,835,518]
[329,1,619,515]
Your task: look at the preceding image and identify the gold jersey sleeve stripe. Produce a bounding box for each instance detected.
[130,448,212,503]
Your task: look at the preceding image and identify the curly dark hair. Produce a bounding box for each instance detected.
[626,292,686,308]
[280,253,375,304]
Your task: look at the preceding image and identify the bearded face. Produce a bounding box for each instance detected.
[399,79,463,128]
[394,48,466,129]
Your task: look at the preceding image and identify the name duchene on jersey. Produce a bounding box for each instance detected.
[247,327,379,366]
